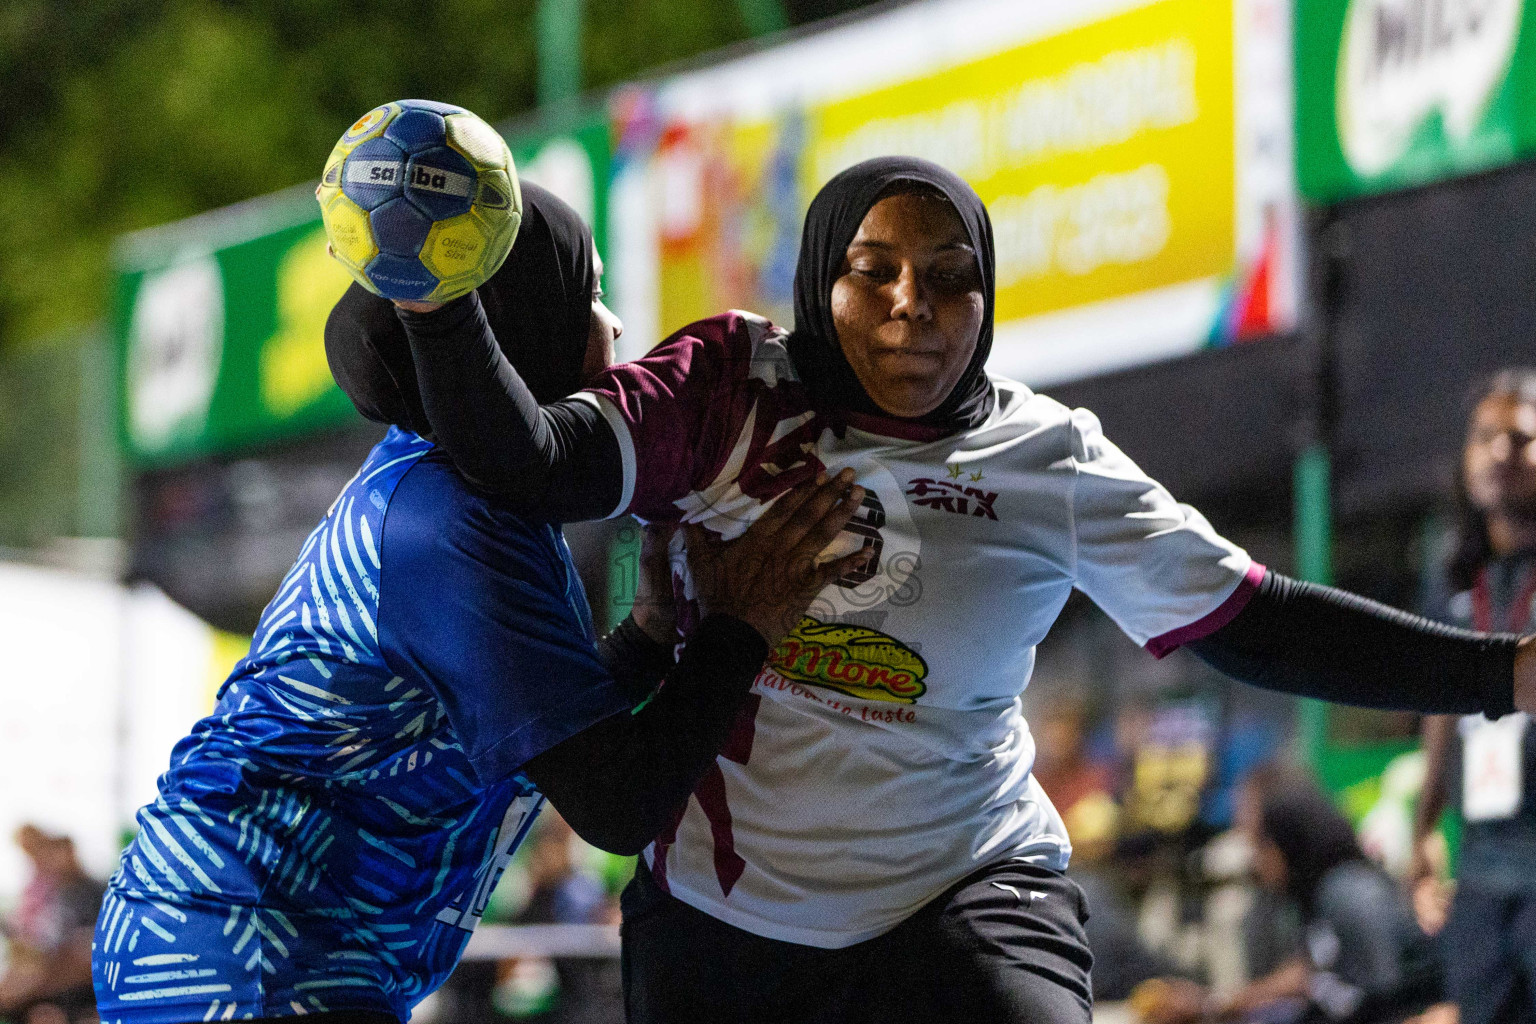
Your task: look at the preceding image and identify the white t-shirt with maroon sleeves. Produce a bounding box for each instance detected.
[572,311,1259,948]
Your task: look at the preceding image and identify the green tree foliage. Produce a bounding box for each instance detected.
[0,338,91,548]
[0,0,867,547]
[0,0,846,353]
[1,0,542,348]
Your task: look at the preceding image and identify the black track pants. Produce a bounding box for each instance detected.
[621,858,1094,1024]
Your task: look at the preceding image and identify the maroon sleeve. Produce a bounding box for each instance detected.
[579,313,761,521]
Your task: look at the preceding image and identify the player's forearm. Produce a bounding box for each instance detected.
[522,614,767,855]
[1186,570,1518,717]
[394,293,622,519]
[1413,715,1454,841]
[594,614,677,705]
[395,291,551,491]
[1412,777,1448,844]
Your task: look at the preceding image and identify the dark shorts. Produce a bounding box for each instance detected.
[1442,878,1536,1024]
[620,858,1094,1024]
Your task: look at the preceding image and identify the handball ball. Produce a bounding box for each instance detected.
[317,99,521,304]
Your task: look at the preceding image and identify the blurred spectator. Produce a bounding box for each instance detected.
[492,814,621,1023]
[0,826,104,1024]
[1412,369,1536,1024]
[435,812,622,1024]
[1072,865,1186,1001]
[1121,699,1215,840]
[515,813,614,929]
[1134,764,1439,1024]
[1033,694,1119,855]
[1032,694,1188,999]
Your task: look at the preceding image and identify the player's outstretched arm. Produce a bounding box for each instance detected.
[1066,407,1531,718]
[326,286,625,520]
[1185,570,1528,718]
[521,471,870,855]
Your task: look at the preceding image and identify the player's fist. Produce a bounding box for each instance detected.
[685,470,870,648]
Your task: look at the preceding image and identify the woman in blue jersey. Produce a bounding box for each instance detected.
[328,159,1536,1024]
[92,183,870,1024]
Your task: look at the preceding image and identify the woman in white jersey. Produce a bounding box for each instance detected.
[326,157,1536,1023]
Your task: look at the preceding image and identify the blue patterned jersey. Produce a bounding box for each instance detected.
[94,428,631,1024]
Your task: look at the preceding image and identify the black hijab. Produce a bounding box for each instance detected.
[787,156,997,433]
[325,181,596,433]
[1253,766,1367,917]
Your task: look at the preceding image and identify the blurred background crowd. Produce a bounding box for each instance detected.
[7,0,1536,1021]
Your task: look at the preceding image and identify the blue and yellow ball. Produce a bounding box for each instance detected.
[317,99,521,303]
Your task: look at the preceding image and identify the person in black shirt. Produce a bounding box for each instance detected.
[1413,369,1536,1024]
[1139,765,1438,1024]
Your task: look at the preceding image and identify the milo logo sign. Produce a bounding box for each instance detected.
[1337,0,1522,175]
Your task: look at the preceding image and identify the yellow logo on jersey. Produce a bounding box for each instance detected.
[767,616,928,704]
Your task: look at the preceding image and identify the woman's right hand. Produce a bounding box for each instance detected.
[630,523,679,644]
[684,469,869,648]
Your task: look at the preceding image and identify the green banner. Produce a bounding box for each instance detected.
[1296,0,1536,203]
[115,186,359,468]
[115,108,612,468]
[507,106,612,260]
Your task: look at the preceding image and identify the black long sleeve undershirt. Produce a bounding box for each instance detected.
[590,614,678,706]
[1189,569,1520,719]
[395,295,621,520]
[518,613,767,856]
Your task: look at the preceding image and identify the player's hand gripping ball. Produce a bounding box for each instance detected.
[317,100,521,303]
